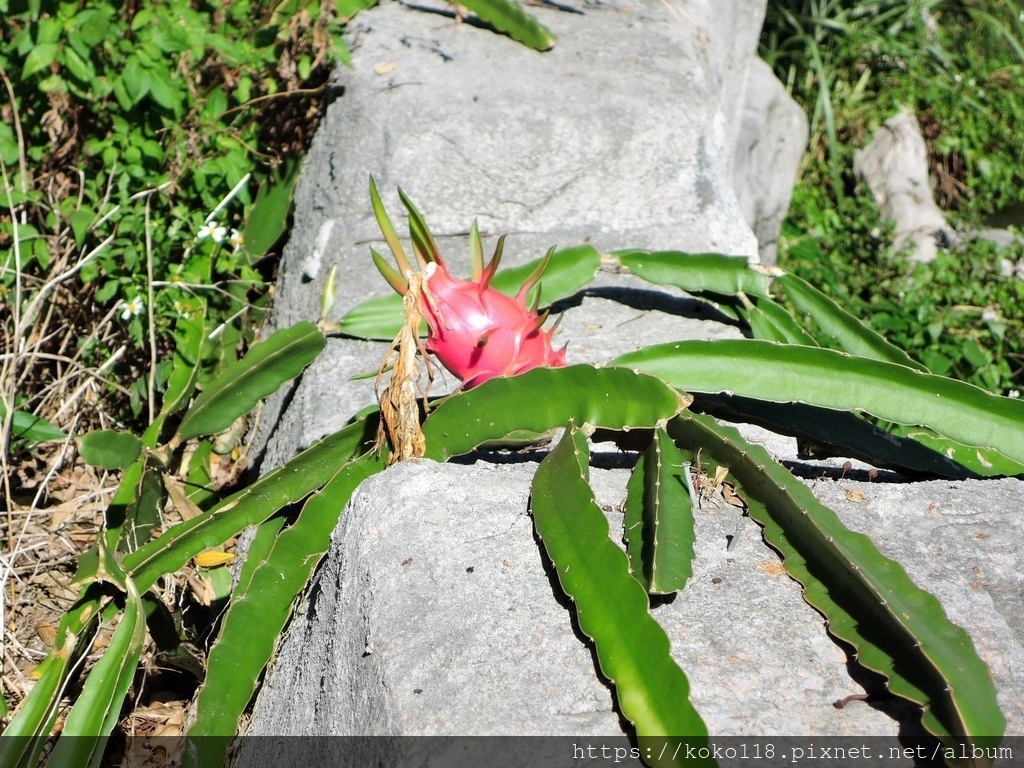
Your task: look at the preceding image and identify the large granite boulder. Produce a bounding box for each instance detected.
[235,0,1022,755]
[733,57,809,264]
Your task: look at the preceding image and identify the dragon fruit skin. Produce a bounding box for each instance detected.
[368,180,567,389]
[419,260,567,388]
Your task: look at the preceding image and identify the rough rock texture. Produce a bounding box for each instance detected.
[853,109,958,263]
[733,57,808,264]
[238,459,1024,750]
[250,0,806,472]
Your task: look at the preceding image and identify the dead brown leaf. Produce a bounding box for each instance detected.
[721,481,748,511]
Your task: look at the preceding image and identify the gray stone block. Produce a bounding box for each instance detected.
[240,460,1023,744]
[853,109,958,263]
[733,57,809,264]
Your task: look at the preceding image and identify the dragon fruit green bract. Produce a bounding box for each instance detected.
[369,179,566,388]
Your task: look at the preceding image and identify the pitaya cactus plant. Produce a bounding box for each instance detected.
[18,186,1018,768]
[368,178,566,388]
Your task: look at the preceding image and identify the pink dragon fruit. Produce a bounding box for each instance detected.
[370,180,566,388]
[418,254,566,387]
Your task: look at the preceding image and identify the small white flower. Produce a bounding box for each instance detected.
[173,299,195,318]
[197,222,228,243]
[229,228,244,252]
[119,296,144,321]
[1009,390,1020,399]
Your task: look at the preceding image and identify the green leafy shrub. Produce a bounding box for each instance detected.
[779,201,1024,394]
[0,0,350,444]
[0,0,352,737]
[5,189,1017,767]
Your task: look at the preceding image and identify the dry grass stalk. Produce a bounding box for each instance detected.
[0,158,141,713]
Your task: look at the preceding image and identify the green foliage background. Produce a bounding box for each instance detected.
[1,0,352,431]
[760,0,1024,394]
